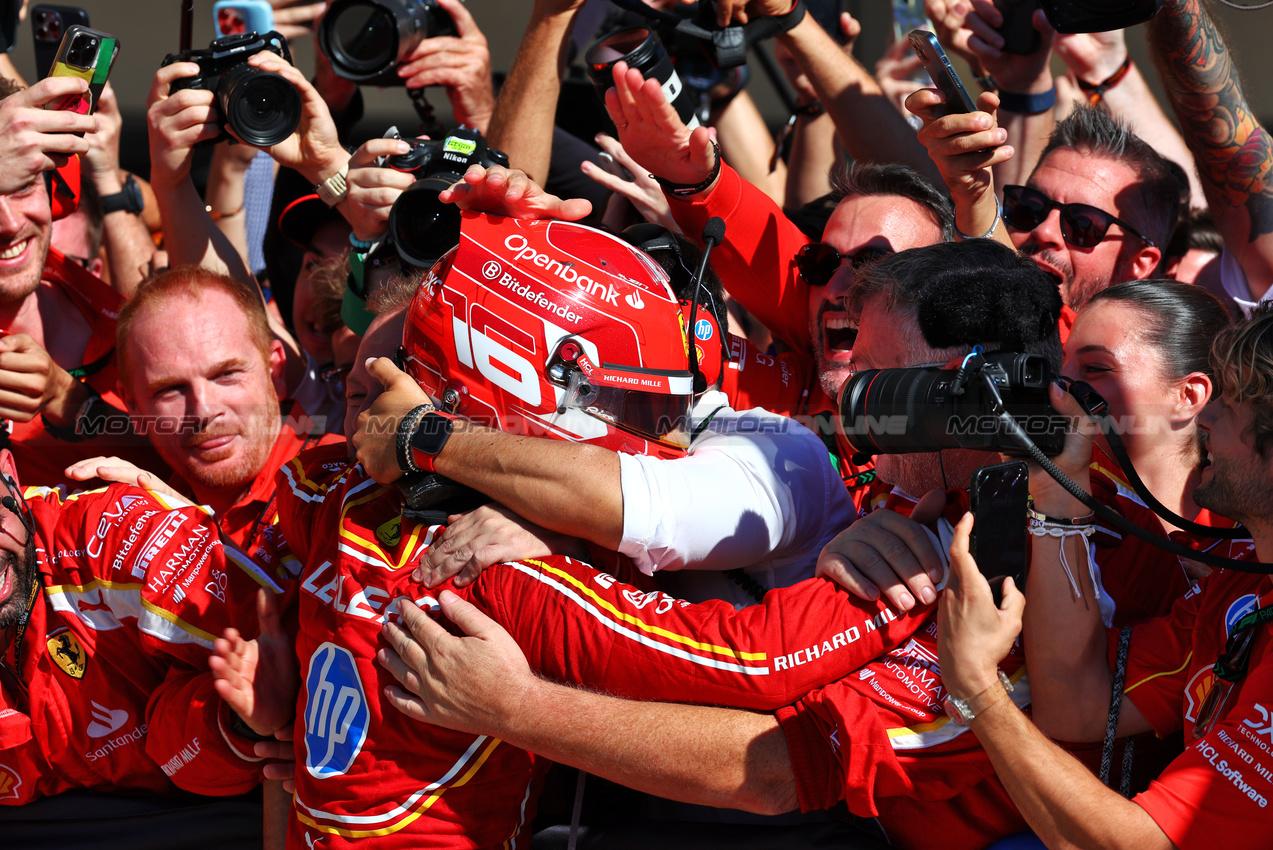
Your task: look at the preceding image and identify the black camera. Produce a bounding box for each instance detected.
[838,350,1067,457]
[318,0,456,87]
[1041,0,1163,34]
[385,126,509,269]
[163,31,301,148]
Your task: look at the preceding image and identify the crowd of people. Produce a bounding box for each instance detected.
[0,0,1270,848]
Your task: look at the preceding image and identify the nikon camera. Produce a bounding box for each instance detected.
[162,31,301,148]
[385,126,509,269]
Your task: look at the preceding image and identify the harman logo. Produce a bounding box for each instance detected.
[481,260,502,280]
[305,643,370,779]
[87,702,129,738]
[624,291,645,310]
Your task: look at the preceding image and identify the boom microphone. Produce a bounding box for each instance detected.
[688,217,727,393]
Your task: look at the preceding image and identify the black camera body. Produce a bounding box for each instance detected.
[838,350,1067,457]
[319,0,456,86]
[163,31,301,147]
[386,126,509,269]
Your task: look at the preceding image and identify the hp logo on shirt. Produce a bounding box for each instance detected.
[304,643,370,779]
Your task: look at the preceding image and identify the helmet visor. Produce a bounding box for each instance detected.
[564,369,692,449]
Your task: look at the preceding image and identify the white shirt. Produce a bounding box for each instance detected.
[618,390,856,607]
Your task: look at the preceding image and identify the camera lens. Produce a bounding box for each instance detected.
[218,64,302,147]
[319,0,457,85]
[585,28,700,129]
[389,175,463,269]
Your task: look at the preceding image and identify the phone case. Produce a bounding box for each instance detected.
[907,30,976,117]
[32,5,91,78]
[213,0,274,38]
[46,24,118,116]
[994,0,1041,56]
[970,461,1029,597]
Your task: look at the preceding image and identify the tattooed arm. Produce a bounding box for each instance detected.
[1148,0,1273,299]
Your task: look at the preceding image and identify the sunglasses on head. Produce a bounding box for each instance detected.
[795,244,891,289]
[1002,185,1157,249]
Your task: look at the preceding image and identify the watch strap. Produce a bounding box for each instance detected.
[100,174,143,216]
[315,164,350,207]
[395,404,434,476]
[409,411,457,474]
[944,669,1014,726]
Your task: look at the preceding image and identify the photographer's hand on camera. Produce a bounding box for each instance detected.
[1028,381,1097,519]
[605,61,719,197]
[396,0,495,132]
[147,62,220,191]
[815,489,947,612]
[907,87,1015,246]
[438,164,592,221]
[0,76,96,194]
[343,139,418,243]
[414,503,590,589]
[242,51,349,188]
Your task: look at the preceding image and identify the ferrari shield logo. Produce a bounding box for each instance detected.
[47,631,87,680]
[376,515,402,548]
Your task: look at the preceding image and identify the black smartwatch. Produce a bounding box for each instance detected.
[100,174,144,216]
[410,411,454,466]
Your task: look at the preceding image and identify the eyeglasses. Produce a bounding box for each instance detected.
[1193,605,1273,739]
[1002,185,1157,249]
[795,244,891,289]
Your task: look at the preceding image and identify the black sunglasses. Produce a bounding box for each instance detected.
[1002,184,1157,249]
[795,244,891,289]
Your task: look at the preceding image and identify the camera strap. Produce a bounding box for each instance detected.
[981,370,1273,574]
[1064,377,1248,540]
[604,0,807,68]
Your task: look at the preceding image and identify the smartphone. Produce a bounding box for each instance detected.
[32,5,90,78]
[807,0,846,45]
[970,460,1029,605]
[45,25,118,117]
[994,0,1041,56]
[908,30,976,117]
[596,152,634,182]
[214,0,274,38]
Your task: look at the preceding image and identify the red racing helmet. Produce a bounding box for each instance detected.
[404,211,695,459]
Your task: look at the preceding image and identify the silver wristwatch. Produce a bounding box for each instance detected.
[943,670,1014,727]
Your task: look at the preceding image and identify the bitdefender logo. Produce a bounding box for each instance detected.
[482,260,502,280]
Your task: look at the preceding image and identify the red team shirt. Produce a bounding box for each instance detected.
[1122,570,1273,849]
[272,444,933,849]
[0,483,278,805]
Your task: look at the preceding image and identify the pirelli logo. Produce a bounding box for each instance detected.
[131,513,189,580]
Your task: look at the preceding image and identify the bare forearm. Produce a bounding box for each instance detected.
[1098,64,1206,210]
[503,677,798,815]
[974,698,1171,850]
[1149,0,1273,293]
[783,111,836,211]
[152,178,255,287]
[1022,531,1116,741]
[780,17,940,185]
[204,146,255,272]
[713,91,784,205]
[485,7,581,184]
[93,171,157,297]
[435,425,624,549]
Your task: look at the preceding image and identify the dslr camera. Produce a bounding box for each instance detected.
[319,0,455,86]
[163,31,301,148]
[838,350,1067,457]
[384,126,509,269]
